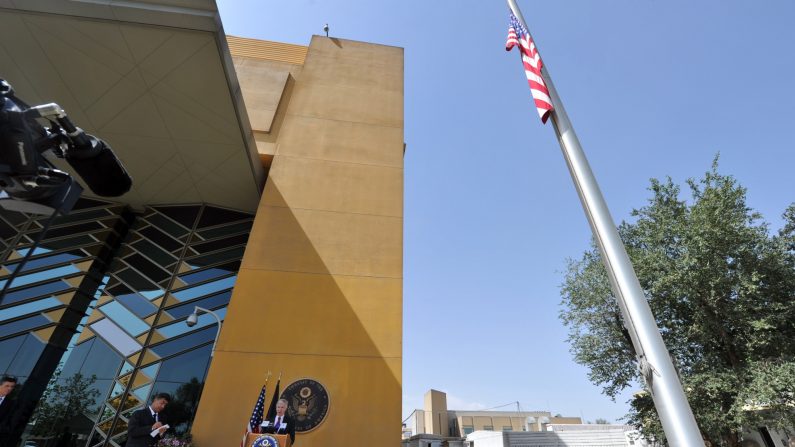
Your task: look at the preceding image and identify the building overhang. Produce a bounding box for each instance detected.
[0,0,264,212]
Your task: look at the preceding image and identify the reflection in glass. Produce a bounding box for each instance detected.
[1,280,70,305]
[5,250,84,273]
[178,262,240,285]
[91,319,142,357]
[115,292,157,318]
[197,220,253,240]
[99,301,150,337]
[172,276,236,302]
[0,264,80,290]
[185,246,245,269]
[152,345,213,436]
[0,334,26,374]
[149,327,216,358]
[0,297,61,321]
[0,314,50,338]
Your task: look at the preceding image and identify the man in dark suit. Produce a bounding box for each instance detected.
[261,399,295,445]
[0,376,19,447]
[127,393,170,447]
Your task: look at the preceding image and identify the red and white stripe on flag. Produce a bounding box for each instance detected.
[506,12,553,123]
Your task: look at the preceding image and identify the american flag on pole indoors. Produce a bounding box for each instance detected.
[506,11,554,123]
[244,384,267,440]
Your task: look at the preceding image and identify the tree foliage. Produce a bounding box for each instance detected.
[30,370,100,437]
[560,160,795,445]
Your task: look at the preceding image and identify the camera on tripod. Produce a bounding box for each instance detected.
[0,78,132,215]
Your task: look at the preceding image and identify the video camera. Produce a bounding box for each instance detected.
[0,78,132,215]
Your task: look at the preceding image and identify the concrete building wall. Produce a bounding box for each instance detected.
[425,389,449,435]
[192,35,403,446]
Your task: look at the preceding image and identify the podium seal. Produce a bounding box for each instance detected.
[281,378,329,432]
[253,435,279,447]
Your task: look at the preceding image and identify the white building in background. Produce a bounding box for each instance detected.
[466,424,651,447]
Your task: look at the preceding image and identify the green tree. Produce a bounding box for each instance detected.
[560,160,795,446]
[30,370,100,437]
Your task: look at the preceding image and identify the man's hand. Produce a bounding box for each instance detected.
[158,426,168,435]
[151,422,163,431]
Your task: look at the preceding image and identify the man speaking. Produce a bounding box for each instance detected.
[127,393,170,447]
[261,399,295,445]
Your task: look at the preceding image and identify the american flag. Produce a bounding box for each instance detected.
[246,384,267,435]
[506,11,554,123]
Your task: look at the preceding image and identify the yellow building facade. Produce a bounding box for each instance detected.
[192,35,404,447]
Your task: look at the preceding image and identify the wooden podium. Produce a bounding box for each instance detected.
[246,432,291,447]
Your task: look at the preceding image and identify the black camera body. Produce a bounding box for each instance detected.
[0,78,131,215]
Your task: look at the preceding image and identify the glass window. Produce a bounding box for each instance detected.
[172,276,236,302]
[99,301,150,337]
[1,279,70,305]
[152,206,200,229]
[0,314,51,338]
[151,345,212,436]
[123,253,172,283]
[80,338,123,381]
[33,234,97,251]
[115,292,157,318]
[130,239,176,267]
[144,213,189,238]
[138,226,182,252]
[149,326,216,358]
[178,262,239,285]
[155,344,212,384]
[483,426,494,431]
[59,338,95,379]
[0,264,80,290]
[502,426,513,431]
[0,334,26,374]
[0,218,19,240]
[4,334,45,378]
[185,246,245,269]
[190,233,248,254]
[91,318,142,357]
[0,297,62,322]
[197,207,251,228]
[463,426,474,435]
[164,291,231,320]
[29,221,104,240]
[115,268,159,295]
[196,221,252,240]
[5,251,85,273]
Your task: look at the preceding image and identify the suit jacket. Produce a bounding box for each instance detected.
[262,413,295,444]
[127,408,166,447]
[0,396,19,435]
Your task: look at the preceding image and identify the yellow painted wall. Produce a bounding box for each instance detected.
[192,35,403,446]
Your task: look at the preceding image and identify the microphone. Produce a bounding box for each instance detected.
[63,133,132,197]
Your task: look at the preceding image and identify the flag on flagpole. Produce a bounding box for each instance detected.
[506,11,554,123]
[264,377,281,422]
[242,383,267,445]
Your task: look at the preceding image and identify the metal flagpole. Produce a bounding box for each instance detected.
[505,1,704,446]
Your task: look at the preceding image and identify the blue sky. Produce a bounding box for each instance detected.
[216,0,795,423]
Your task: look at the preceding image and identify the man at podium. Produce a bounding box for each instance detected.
[261,399,295,444]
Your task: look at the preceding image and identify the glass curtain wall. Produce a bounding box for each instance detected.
[1,202,252,447]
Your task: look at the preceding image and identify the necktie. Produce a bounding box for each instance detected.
[275,417,281,431]
[154,412,158,423]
